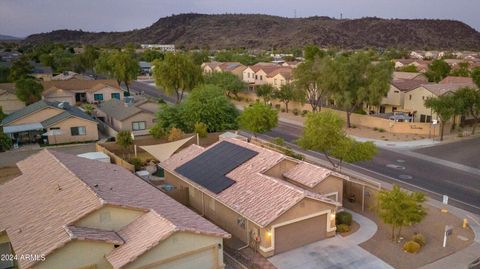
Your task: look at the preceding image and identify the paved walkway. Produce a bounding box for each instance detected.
[269,210,393,269]
[351,135,440,150]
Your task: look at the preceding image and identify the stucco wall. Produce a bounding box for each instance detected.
[34,241,114,269]
[7,107,63,125]
[75,206,144,232]
[404,87,436,122]
[0,93,25,114]
[242,68,255,84]
[124,232,223,269]
[119,112,155,131]
[313,176,344,204]
[86,87,124,103]
[47,117,98,144]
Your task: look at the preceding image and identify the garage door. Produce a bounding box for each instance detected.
[274,214,327,254]
[154,247,216,269]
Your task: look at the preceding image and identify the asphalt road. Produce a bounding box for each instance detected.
[415,136,480,169]
[259,122,480,215]
[128,80,177,103]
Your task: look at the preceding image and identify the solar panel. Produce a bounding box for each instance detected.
[175,141,258,194]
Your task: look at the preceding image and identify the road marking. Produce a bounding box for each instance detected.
[255,132,480,213]
[399,175,413,180]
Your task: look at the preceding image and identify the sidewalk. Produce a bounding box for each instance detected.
[351,136,440,150]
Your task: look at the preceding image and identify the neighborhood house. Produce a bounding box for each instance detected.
[160,138,346,257]
[0,150,229,269]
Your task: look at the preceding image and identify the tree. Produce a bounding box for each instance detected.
[376,185,427,241]
[153,52,202,103]
[424,95,456,141]
[274,83,303,113]
[0,66,10,83]
[255,84,274,105]
[472,67,480,88]
[95,50,139,93]
[454,87,480,134]
[203,72,246,98]
[449,62,470,77]
[82,103,94,115]
[180,84,239,132]
[425,59,451,82]
[0,106,6,121]
[152,85,239,133]
[325,52,393,127]
[9,56,33,81]
[238,103,278,137]
[293,57,329,112]
[303,44,325,61]
[15,78,44,105]
[194,122,208,138]
[0,131,12,152]
[297,111,377,168]
[140,49,164,62]
[116,130,133,158]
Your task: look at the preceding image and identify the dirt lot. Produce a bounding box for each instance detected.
[0,166,21,185]
[357,204,474,269]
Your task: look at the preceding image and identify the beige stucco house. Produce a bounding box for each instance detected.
[366,80,425,114]
[42,79,124,106]
[160,138,345,257]
[266,68,293,89]
[1,100,98,145]
[0,83,25,114]
[0,150,229,269]
[404,83,475,122]
[96,97,156,135]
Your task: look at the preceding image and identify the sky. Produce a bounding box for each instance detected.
[1,0,479,37]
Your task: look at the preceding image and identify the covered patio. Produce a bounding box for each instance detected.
[3,123,46,146]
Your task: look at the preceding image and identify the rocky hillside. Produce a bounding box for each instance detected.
[23,13,480,50]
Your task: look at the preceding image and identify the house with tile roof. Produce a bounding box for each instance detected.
[392,72,428,82]
[160,138,346,257]
[0,83,25,114]
[439,76,475,85]
[96,97,156,135]
[1,100,98,145]
[0,150,229,269]
[42,79,125,106]
[404,83,477,123]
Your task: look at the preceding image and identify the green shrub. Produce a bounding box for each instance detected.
[292,108,300,116]
[378,128,386,133]
[403,240,421,254]
[373,127,379,131]
[275,104,281,110]
[194,122,208,138]
[354,108,367,115]
[149,124,166,139]
[301,110,308,116]
[336,224,351,233]
[412,233,426,247]
[336,211,353,226]
[283,148,304,160]
[128,157,143,171]
[273,137,285,146]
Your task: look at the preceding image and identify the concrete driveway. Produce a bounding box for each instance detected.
[269,211,393,269]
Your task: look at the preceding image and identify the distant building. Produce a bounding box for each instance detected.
[0,83,25,114]
[140,44,175,52]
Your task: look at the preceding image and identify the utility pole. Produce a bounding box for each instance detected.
[340,13,343,19]
[294,9,297,18]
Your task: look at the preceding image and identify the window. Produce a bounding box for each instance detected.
[392,107,397,112]
[247,73,250,78]
[94,93,104,101]
[50,127,60,130]
[380,106,386,114]
[394,90,399,93]
[255,75,258,80]
[123,91,130,97]
[420,114,432,123]
[70,126,86,136]
[111,93,121,99]
[409,94,412,100]
[260,75,263,80]
[426,115,432,123]
[132,121,146,131]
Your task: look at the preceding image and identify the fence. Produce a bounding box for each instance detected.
[96,143,135,172]
[238,92,449,136]
[96,119,118,138]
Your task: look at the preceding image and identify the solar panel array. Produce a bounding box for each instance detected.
[175,141,259,194]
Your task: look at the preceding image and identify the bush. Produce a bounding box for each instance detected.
[336,211,353,226]
[373,127,379,131]
[292,108,300,116]
[301,110,308,116]
[283,148,305,160]
[403,240,421,254]
[281,108,286,113]
[149,124,166,139]
[194,122,208,138]
[275,104,281,110]
[354,108,367,115]
[336,224,350,233]
[378,128,386,133]
[412,233,426,247]
[273,137,285,146]
[128,157,143,171]
[167,127,184,142]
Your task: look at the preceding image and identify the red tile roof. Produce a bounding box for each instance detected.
[0,149,228,268]
[65,226,124,245]
[439,76,475,85]
[161,138,341,228]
